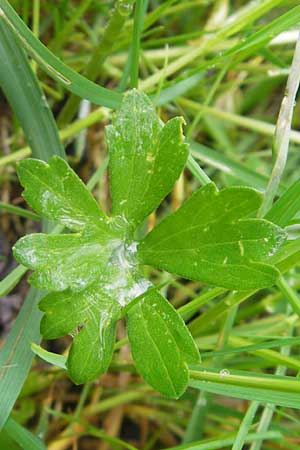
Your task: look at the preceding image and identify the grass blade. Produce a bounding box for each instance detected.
[0,288,42,429]
[0,18,64,431]
[0,265,28,297]
[3,417,46,450]
[258,32,300,216]
[0,0,122,108]
[0,19,64,160]
[189,367,300,409]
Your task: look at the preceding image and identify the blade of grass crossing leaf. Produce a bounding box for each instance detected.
[31,343,67,370]
[3,417,46,450]
[186,154,212,186]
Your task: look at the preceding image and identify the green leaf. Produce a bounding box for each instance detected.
[0,15,65,430]
[13,232,118,291]
[189,368,300,409]
[0,0,122,109]
[138,183,286,290]
[107,89,188,228]
[31,343,67,370]
[127,290,200,398]
[39,286,121,384]
[190,140,284,193]
[265,179,300,226]
[3,417,46,450]
[17,156,108,232]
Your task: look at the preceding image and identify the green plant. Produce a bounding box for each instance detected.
[13,89,285,398]
[2,1,300,448]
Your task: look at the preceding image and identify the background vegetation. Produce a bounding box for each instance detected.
[1,0,300,448]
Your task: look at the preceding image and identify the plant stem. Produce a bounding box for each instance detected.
[258,32,300,217]
[0,265,28,297]
[277,276,300,317]
[232,402,259,450]
[178,287,226,320]
[31,0,39,73]
[187,154,212,186]
[180,98,300,144]
[189,369,300,394]
[57,0,135,125]
[130,0,144,88]
[0,201,40,220]
[249,325,292,450]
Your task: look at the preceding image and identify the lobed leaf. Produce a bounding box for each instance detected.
[127,290,200,398]
[107,89,188,228]
[13,232,120,291]
[39,286,121,384]
[17,156,109,232]
[137,183,286,290]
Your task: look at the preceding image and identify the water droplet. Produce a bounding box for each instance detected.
[219,369,230,377]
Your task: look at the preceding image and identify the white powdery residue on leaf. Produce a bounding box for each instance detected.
[41,190,53,210]
[103,240,149,306]
[24,248,37,265]
[127,241,138,255]
[127,279,151,302]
